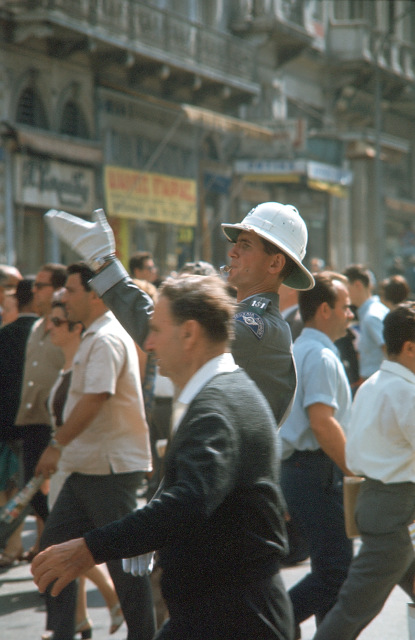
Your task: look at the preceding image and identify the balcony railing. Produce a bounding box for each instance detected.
[328,20,415,81]
[4,0,257,86]
[231,0,313,35]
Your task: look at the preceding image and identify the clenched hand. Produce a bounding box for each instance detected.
[31,538,95,596]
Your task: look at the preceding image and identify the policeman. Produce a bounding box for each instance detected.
[43,202,313,426]
[221,202,314,425]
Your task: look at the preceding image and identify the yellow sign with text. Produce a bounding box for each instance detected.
[104,166,197,226]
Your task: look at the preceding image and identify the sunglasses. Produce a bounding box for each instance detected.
[50,317,68,327]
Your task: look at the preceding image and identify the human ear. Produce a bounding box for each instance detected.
[270,252,286,274]
[181,319,199,345]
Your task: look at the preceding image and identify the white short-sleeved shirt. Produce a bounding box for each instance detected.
[59,311,152,475]
[346,360,415,483]
[280,328,351,460]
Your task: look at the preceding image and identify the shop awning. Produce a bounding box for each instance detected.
[101,84,279,142]
[235,158,353,197]
[1,123,103,165]
[182,104,276,142]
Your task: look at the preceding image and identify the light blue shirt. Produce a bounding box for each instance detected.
[280,328,351,460]
[357,295,388,378]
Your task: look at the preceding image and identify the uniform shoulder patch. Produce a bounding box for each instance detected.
[246,296,271,316]
[234,311,265,340]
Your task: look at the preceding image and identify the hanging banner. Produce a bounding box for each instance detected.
[104,165,197,226]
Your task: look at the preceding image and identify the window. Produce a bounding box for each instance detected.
[16,87,49,128]
[60,100,89,138]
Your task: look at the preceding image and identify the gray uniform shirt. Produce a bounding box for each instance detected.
[231,293,296,426]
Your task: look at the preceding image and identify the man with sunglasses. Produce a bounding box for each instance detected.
[35,262,155,640]
[13,263,67,559]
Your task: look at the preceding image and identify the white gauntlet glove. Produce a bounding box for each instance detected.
[122,552,154,577]
[45,208,115,271]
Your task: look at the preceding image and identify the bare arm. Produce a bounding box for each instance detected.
[307,402,354,476]
[35,392,109,478]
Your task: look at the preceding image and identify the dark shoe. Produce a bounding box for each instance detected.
[21,546,38,562]
[74,618,93,639]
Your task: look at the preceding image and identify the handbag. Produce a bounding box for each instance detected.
[343,476,365,538]
[408,603,415,639]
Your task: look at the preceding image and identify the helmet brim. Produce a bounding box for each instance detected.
[221,222,315,291]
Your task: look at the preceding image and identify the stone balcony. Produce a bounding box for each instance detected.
[2,0,260,107]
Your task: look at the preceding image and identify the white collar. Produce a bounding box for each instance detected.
[178,352,238,406]
[172,352,238,433]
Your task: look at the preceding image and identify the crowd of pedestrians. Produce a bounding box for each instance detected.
[0,200,415,640]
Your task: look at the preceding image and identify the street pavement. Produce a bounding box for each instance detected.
[0,516,411,639]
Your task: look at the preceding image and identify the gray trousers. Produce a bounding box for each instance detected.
[313,478,415,640]
[40,472,156,640]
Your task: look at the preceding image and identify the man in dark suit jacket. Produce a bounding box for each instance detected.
[32,274,294,640]
[0,277,38,436]
[0,277,38,556]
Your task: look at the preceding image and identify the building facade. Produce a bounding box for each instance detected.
[1,0,415,282]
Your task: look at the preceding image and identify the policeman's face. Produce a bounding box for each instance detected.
[227,231,274,294]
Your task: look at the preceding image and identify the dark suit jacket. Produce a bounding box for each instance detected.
[85,368,287,603]
[0,314,38,435]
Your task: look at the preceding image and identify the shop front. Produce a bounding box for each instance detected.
[103,165,197,277]
[13,153,96,273]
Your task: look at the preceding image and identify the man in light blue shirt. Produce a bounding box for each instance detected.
[343,264,388,380]
[280,272,354,639]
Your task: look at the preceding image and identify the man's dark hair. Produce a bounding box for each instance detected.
[260,237,296,281]
[383,302,415,355]
[129,251,153,275]
[383,275,410,306]
[343,264,371,289]
[41,263,67,289]
[160,274,235,344]
[16,276,35,310]
[299,271,347,323]
[66,262,94,291]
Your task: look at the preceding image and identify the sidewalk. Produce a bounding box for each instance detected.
[0,515,411,639]
[1,514,127,639]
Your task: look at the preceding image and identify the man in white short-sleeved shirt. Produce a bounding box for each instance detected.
[314,302,415,640]
[36,261,155,640]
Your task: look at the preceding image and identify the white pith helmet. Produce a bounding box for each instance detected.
[221,201,314,290]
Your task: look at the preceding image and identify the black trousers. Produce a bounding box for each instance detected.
[19,423,51,521]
